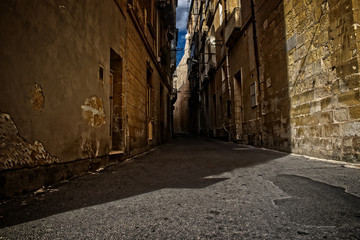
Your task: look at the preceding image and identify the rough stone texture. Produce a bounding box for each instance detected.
[255,0,291,152]
[0,154,116,198]
[30,83,44,111]
[173,37,191,133]
[0,0,176,195]
[81,96,105,128]
[285,0,360,161]
[187,0,359,162]
[1,135,360,237]
[0,113,59,170]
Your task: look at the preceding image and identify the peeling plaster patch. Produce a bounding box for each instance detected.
[0,113,59,170]
[81,96,105,127]
[31,83,44,111]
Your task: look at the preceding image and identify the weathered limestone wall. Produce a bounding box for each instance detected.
[0,0,124,164]
[174,38,191,133]
[0,0,173,196]
[228,18,260,144]
[285,0,360,161]
[255,0,291,151]
[174,83,191,133]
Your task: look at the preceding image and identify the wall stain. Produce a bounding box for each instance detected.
[0,113,59,170]
[30,83,44,111]
[81,96,105,127]
[80,132,100,158]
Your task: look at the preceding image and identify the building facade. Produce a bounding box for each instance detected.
[0,0,177,196]
[186,0,360,162]
[173,34,191,133]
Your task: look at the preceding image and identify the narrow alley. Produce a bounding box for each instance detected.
[1,134,359,239]
[1,0,360,238]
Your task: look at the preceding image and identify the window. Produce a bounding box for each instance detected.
[146,66,153,119]
[250,82,257,107]
[98,65,104,82]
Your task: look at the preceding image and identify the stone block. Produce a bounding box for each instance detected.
[298,90,314,103]
[294,45,306,61]
[291,115,317,126]
[310,101,321,113]
[349,106,360,119]
[338,89,360,106]
[336,58,359,80]
[344,73,360,90]
[334,108,349,122]
[330,79,341,95]
[287,33,297,53]
[291,103,311,116]
[297,32,306,47]
[314,87,331,99]
[319,138,334,151]
[295,127,305,138]
[300,125,322,138]
[353,137,360,152]
[343,137,353,147]
[340,122,360,137]
[312,125,323,137]
[342,153,360,163]
[318,111,334,125]
[322,123,340,137]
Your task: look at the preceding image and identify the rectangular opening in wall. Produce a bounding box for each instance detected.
[250,82,257,107]
[147,65,154,141]
[110,49,123,151]
[98,64,104,83]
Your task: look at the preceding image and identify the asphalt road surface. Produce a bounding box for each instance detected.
[1,134,360,239]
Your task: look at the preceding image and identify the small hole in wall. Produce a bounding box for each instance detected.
[98,66,104,82]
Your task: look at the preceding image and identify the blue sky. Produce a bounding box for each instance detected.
[176,0,189,66]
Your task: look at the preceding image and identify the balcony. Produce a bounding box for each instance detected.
[190,32,199,60]
[205,0,214,27]
[199,25,208,52]
[225,7,242,48]
[158,0,176,29]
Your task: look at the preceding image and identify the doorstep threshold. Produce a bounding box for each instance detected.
[109,150,124,155]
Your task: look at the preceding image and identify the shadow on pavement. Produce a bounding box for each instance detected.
[0,134,288,228]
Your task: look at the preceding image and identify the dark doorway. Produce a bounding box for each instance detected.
[146,66,153,143]
[110,49,123,151]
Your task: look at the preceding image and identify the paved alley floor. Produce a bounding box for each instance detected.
[1,134,360,239]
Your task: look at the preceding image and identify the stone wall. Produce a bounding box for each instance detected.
[285,0,360,161]
[0,0,174,196]
[174,37,191,133]
[255,0,291,151]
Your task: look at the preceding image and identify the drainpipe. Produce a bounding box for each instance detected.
[225,49,231,141]
[250,0,263,145]
[225,50,231,99]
